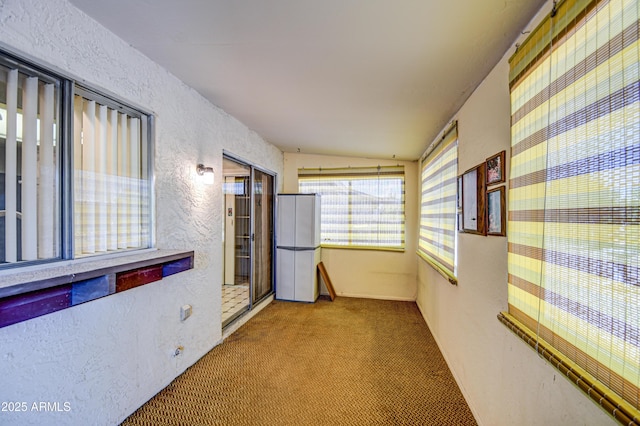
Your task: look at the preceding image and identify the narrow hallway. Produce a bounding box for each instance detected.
[123,297,476,425]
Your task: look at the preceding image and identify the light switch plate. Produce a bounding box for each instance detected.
[180,304,192,321]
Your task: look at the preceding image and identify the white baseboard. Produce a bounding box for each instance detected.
[334,292,416,302]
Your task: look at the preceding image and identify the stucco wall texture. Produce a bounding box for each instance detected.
[0,0,283,425]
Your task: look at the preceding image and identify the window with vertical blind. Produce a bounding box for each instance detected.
[0,51,152,268]
[73,89,151,258]
[499,0,640,423]
[1,58,62,264]
[417,123,458,284]
[298,166,405,250]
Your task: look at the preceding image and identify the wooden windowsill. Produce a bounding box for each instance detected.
[0,249,195,329]
[0,249,194,298]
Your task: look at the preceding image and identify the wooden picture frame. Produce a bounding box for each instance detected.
[461,163,486,235]
[486,186,506,236]
[486,150,506,185]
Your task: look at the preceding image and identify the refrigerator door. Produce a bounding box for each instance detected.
[295,194,320,248]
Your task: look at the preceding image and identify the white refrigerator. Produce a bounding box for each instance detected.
[276,193,321,302]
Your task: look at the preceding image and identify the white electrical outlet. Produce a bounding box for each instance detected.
[180,304,192,321]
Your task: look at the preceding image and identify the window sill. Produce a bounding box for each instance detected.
[320,244,405,253]
[0,249,194,328]
[416,251,458,285]
[497,311,638,424]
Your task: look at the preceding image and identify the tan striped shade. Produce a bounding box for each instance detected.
[73,93,151,257]
[418,125,458,283]
[298,166,405,250]
[506,0,640,421]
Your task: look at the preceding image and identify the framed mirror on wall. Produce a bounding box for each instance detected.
[461,163,486,235]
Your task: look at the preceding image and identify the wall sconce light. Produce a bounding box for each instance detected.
[196,163,214,184]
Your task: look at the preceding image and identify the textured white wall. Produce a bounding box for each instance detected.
[0,0,282,425]
[415,1,615,425]
[283,152,418,301]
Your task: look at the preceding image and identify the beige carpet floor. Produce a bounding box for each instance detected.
[122,297,477,425]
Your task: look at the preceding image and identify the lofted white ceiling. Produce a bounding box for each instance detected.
[69,0,545,160]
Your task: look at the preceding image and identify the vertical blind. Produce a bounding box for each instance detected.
[418,124,458,284]
[73,93,150,257]
[298,166,405,250]
[500,0,640,422]
[1,65,59,264]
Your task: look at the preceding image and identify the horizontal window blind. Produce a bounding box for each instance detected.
[73,93,150,257]
[501,0,640,423]
[418,124,458,284]
[1,65,60,264]
[298,166,405,250]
